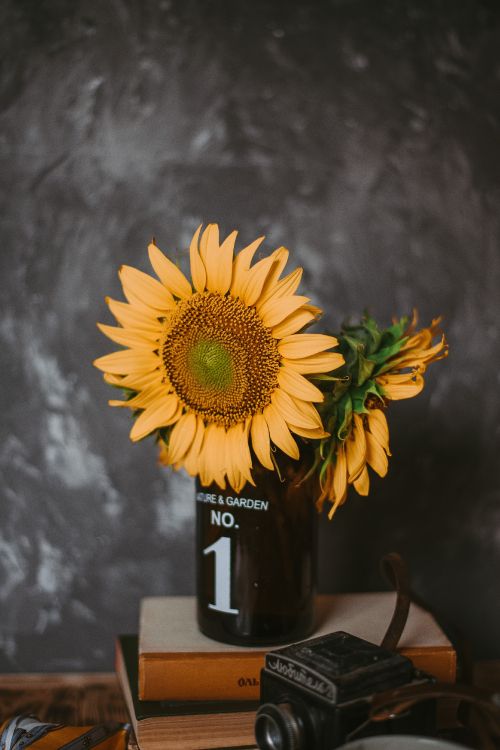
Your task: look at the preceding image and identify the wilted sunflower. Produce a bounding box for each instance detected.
[94,224,344,492]
[315,312,448,518]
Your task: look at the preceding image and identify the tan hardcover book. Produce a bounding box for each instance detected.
[138,593,456,701]
[116,635,257,750]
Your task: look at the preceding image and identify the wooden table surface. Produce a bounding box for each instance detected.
[1,663,499,748]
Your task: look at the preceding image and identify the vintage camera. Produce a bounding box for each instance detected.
[255,631,436,750]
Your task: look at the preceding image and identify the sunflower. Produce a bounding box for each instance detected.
[94,224,344,492]
[315,312,448,518]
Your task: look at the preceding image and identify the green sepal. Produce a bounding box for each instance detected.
[310,373,347,382]
[121,387,138,400]
[341,313,381,355]
[368,338,407,367]
[319,454,332,486]
[356,350,376,386]
[336,394,352,441]
[331,376,351,402]
[350,381,384,414]
[378,317,408,349]
[362,314,383,354]
[303,451,322,483]
[157,425,174,444]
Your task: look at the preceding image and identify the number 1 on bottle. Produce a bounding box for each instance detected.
[203,536,239,614]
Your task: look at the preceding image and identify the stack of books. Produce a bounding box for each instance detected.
[115,593,456,750]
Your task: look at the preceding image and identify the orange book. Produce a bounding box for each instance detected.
[139,593,456,702]
[117,635,256,750]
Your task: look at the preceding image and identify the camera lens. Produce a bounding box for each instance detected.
[255,702,304,750]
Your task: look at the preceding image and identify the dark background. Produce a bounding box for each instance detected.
[1,0,499,671]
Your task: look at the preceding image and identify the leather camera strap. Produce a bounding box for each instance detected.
[379,552,411,652]
[376,552,500,748]
[369,682,500,750]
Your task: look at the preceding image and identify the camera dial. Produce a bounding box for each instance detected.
[255,702,305,750]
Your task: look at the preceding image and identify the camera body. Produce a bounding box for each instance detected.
[256,631,436,750]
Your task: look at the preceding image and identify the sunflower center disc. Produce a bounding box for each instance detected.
[188,339,234,391]
[161,292,280,427]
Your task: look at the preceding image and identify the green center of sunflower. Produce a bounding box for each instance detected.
[160,292,280,427]
[188,339,233,391]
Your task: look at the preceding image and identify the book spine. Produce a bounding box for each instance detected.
[139,654,265,701]
[139,648,456,701]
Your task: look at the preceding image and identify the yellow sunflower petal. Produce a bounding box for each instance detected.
[271,389,320,430]
[277,367,324,402]
[109,384,167,409]
[379,372,421,384]
[167,412,198,464]
[148,242,192,299]
[206,227,236,294]
[262,246,290,297]
[214,230,238,294]
[282,352,345,374]
[329,443,348,519]
[226,423,252,491]
[118,370,161,390]
[189,224,206,293]
[106,297,160,332]
[367,409,390,455]
[119,265,175,312]
[230,236,265,297]
[97,323,159,349]
[250,413,274,470]
[227,422,254,487]
[103,372,123,386]
[259,295,310,329]
[225,456,240,494]
[183,417,205,477]
[377,336,448,374]
[199,223,216,265]
[346,414,367,481]
[288,396,323,429]
[240,256,276,306]
[317,464,333,510]
[93,349,159,374]
[365,430,389,477]
[257,266,302,309]
[278,333,339,359]
[263,403,299,459]
[288,424,329,439]
[240,421,255,484]
[258,246,289,303]
[353,465,370,496]
[334,444,348,501]
[376,373,424,400]
[271,306,322,338]
[232,471,246,494]
[224,430,240,491]
[199,423,226,490]
[129,394,180,442]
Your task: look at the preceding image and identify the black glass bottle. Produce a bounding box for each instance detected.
[196,452,317,646]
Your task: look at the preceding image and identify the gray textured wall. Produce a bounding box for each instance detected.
[1,0,500,671]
